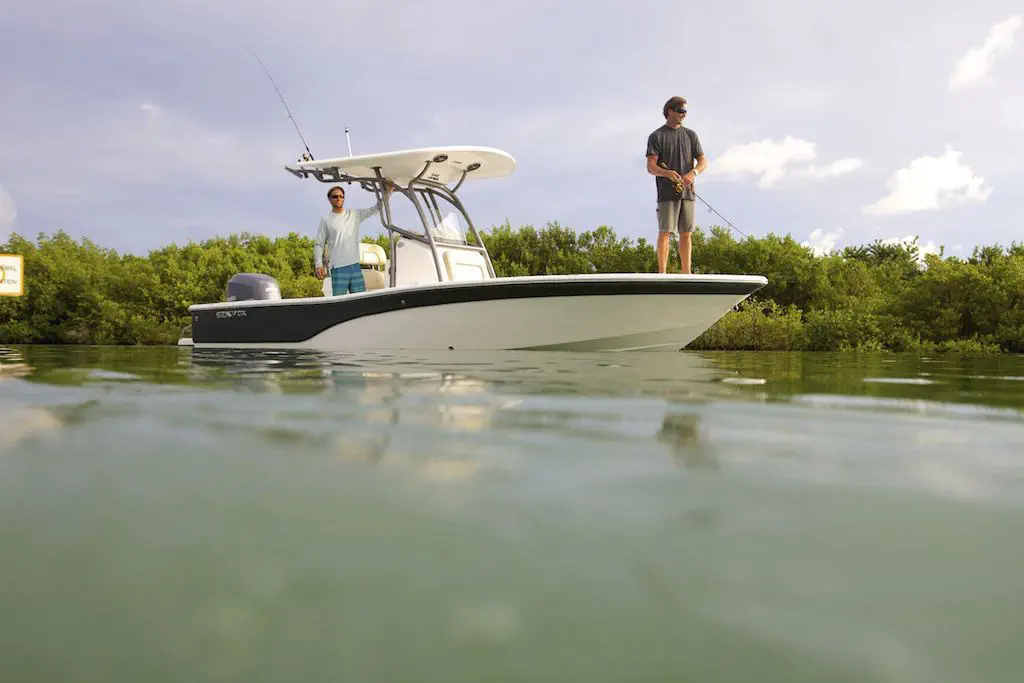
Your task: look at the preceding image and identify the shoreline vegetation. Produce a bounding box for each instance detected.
[1,224,1022,353]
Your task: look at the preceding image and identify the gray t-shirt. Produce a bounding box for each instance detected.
[646,124,704,201]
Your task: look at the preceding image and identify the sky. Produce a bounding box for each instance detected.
[1,0,1022,259]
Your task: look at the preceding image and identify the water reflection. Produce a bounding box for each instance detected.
[657,413,719,471]
[8,345,1024,423]
[182,347,733,398]
[5,345,1024,473]
[174,347,739,431]
[1,347,63,452]
[172,348,746,481]
[0,346,32,380]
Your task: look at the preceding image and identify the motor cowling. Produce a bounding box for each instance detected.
[226,273,282,302]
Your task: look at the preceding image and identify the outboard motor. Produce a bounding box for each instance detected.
[226,273,282,302]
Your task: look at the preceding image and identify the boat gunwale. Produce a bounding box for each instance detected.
[188,273,769,311]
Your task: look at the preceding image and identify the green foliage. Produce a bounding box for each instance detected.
[0,230,324,345]
[689,298,805,351]
[483,221,657,276]
[2,225,1023,353]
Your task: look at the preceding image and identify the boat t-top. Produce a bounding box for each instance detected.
[178,145,766,351]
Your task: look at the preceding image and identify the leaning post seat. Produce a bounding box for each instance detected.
[359,242,389,290]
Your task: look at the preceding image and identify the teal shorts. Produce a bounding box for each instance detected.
[330,263,365,294]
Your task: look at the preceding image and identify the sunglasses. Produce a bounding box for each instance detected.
[329,194,344,199]
[674,107,687,114]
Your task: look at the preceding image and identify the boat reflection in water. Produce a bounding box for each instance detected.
[184,347,742,477]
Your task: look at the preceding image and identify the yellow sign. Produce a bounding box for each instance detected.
[0,254,24,296]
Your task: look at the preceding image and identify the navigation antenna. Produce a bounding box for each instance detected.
[242,44,316,161]
[345,127,353,156]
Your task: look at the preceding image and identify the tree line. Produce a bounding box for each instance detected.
[1,222,1022,352]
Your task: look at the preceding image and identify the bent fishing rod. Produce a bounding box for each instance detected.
[243,44,357,160]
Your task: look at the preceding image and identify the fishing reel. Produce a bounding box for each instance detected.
[659,162,686,195]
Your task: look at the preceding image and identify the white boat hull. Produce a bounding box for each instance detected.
[184,274,766,352]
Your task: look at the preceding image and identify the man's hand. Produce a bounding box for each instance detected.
[315,265,326,279]
[682,170,696,186]
[667,170,684,184]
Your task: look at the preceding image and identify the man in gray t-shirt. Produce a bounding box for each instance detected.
[645,95,707,274]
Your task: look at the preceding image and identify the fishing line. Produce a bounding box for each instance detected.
[693,190,748,239]
[659,160,747,238]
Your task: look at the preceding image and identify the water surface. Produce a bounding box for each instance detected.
[2,346,1023,682]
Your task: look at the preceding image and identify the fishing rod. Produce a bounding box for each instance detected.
[242,44,317,161]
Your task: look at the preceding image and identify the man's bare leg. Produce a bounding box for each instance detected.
[657,232,671,273]
[678,233,692,274]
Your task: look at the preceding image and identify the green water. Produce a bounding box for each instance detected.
[2,345,1024,682]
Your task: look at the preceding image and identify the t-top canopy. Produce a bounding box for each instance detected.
[284,145,516,187]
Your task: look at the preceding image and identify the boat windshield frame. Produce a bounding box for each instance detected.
[285,158,496,285]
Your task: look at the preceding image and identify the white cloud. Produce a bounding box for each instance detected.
[864,146,992,216]
[792,158,864,181]
[709,137,861,188]
[949,15,1022,90]
[920,242,942,260]
[0,184,16,243]
[879,235,943,265]
[802,228,844,256]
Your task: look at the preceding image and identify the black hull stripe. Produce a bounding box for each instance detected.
[192,279,764,344]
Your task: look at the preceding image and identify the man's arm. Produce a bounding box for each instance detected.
[313,218,327,278]
[356,204,381,223]
[682,154,707,185]
[356,183,394,223]
[688,130,707,182]
[647,154,684,183]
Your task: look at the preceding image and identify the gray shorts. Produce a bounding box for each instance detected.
[656,199,695,235]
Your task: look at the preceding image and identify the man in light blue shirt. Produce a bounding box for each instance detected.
[314,183,393,294]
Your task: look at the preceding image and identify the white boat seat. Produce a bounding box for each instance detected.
[360,242,387,267]
[360,242,389,290]
[363,269,387,290]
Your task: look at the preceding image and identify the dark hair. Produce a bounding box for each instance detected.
[663,96,687,118]
[327,186,345,198]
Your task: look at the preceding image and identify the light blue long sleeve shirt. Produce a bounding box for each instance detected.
[313,204,381,270]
